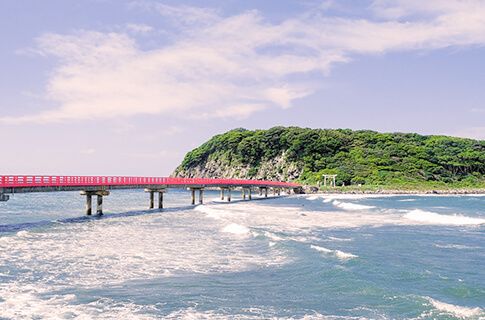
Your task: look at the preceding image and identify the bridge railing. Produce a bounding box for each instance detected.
[0,175,299,188]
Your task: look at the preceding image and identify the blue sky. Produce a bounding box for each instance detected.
[1,0,484,175]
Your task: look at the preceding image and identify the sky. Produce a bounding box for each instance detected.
[1,0,484,176]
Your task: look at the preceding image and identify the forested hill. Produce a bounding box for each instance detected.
[172,127,485,188]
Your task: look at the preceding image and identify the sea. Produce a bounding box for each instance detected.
[0,190,483,319]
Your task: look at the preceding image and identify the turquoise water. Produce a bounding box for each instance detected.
[0,191,483,319]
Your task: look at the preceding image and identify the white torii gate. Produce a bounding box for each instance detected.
[322,174,337,187]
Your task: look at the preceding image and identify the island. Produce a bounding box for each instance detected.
[173,127,485,193]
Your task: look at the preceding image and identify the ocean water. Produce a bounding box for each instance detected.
[0,190,483,319]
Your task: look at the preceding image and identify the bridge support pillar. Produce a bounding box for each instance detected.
[220,188,224,200]
[248,188,252,200]
[149,191,154,209]
[259,188,262,196]
[189,188,204,205]
[145,189,165,209]
[242,188,246,200]
[97,195,103,215]
[158,191,164,209]
[86,194,92,215]
[81,190,109,215]
[228,189,232,202]
[277,188,281,196]
[265,188,268,198]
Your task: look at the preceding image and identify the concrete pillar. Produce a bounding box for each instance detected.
[199,189,204,204]
[228,189,232,202]
[242,188,246,200]
[259,188,263,196]
[86,194,92,215]
[191,189,195,205]
[96,195,103,215]
[248,188,252,200]
[265,188,268,198]
[220,188,225,200]
[149,191,155,209]
[81,190,109,215]
[158,191,163,209]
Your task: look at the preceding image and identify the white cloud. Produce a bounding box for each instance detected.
[80,148,96,155]
[451,127,485,140]
[126,23,153,33]
[130,1,219,26]
[2,1,485,125]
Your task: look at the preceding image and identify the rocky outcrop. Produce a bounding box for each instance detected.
[173,152,303,181]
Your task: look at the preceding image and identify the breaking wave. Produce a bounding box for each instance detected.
[404,209,485,226]
[310,245,358,261]
[331,200,375,211]
[426,297,484,319]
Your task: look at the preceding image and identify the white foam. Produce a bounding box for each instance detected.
[332,200,375,211]
[334,250,358,260]
[310,245,333,253]
[222,223,250,235]
[16,230,29,237]
[264,231,285,242]
[434,244,480,250]
[404,209,485,226]
[307,195,321,201]
[426,297,483,318]
[327,236,353,242]
[163,308,334,319]
[310,245,358,261]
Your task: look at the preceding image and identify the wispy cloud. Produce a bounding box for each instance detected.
[451,127,485,140]
[125,23,153,34]
[2,1,485,125]
[80,148,96,155]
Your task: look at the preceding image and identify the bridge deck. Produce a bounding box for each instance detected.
[0,175,299,194]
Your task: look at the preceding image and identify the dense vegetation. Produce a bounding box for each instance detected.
[174,127,485,189]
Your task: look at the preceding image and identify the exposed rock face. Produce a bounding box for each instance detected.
[173,152,303,181]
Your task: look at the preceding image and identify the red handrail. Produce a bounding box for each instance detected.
[0,175,300,188]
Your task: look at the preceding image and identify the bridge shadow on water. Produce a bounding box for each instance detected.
[0,196,285,234]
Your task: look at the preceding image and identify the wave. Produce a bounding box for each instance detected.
[404,209,485,226]
[264,231,286,242]
[426,297,484,318]
[163,307,361,319]
[310,245,358,261]
[307,195,321,201]
[327,236,353,242]
[222,223,250,235]
[434,243,480,250]
[332,200,375,211]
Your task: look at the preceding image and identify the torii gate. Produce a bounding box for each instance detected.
[322,174,337,187]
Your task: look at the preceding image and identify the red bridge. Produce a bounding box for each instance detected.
[0,175,300,215]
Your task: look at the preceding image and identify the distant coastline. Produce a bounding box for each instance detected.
[304,186,485,195]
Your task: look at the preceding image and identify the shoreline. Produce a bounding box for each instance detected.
[302,187,485,195]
